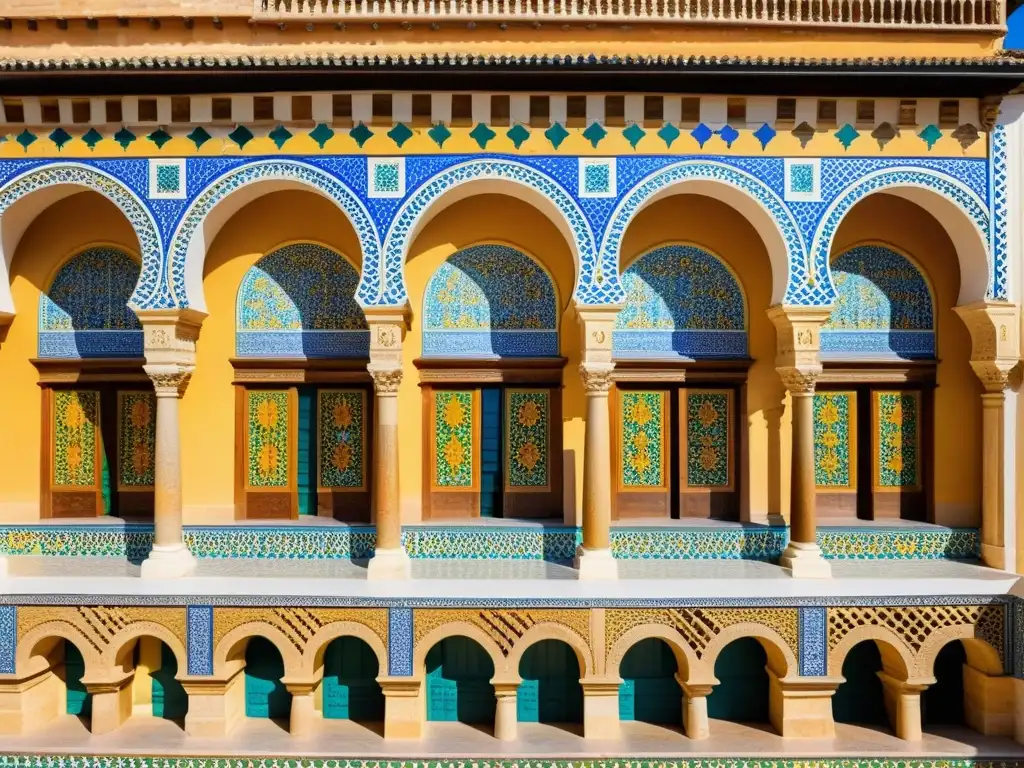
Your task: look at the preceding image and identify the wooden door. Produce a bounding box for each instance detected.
[322,636,384,721]
[613,388,671,519]
[45,389,108,518]
[114,390,156,517]
[679,387,738,520]
[871,389,926,520]
[316,388,371,521]
[813,390,859,519]
[239,388,297,519]
[425,637,495,723]
[517,640,583,724]
[503,387,563,519]
[424,387,481,519]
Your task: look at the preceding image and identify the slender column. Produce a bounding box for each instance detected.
[140,366,197,579]
[878,673,930,741]
[679,680,712,739]
[768,305,831,578]
[493,682,519,741]
[284,682,319,737]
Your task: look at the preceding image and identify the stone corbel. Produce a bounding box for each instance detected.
[136,307,207,369]
[954,301,1021,393]
[364,304,410,370]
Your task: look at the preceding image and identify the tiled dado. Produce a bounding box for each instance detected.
[0,761,1017,768]
[0,523,980,561]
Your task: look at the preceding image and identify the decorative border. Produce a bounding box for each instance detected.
[0,605,15,675]
[185,605,213,676]
[0,524,980,562]
[798,606,827,676]
[387,606,413,676]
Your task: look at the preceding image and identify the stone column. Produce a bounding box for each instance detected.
[493,682,519,741]
[364,308,411,580]
[954,301,1020,571]
[379,676,422,739]
[679,680,712,739]
[181,673,244,737]
[575,307,620,580]
[767,671,840,738]
[581,677,622,739]
[137,309,204,580]
[878,673,930,741]
[768,306,832,579]
[284,680,319,737]
[83,673,134,735]
[963,664,1014,736]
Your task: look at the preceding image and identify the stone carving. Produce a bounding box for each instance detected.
[144,366,193,397]
[579,364,614,393]
[413,609,591,658]
[370,368,403,394]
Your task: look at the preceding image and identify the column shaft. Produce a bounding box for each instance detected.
[582,382,612,551]
[366,369,410,580]
[789,391,817,546]
[982,392,1006,565]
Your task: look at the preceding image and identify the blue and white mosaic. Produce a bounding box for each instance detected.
[422,244,559,358]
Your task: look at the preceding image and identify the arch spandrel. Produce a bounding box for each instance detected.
[38,246,144,359]
[235,242,369,359]
[422,244,559,358]
[614,244,748,360]
[822,244,936,361]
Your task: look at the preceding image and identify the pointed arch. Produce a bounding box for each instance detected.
[167,160,380,312]
[615,243,748,360]
[235,241,369,358]
[38,245,143,358]
[602,160,807,306]
[372,159,596,308]
[822,243,936,361]
[0,163,162,315]
[422,243,560,358]
[813,168,989,305]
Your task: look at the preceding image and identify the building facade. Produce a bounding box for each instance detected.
[1,0,1024,761]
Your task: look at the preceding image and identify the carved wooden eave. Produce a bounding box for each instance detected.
[611,357,753,384]
[229,356,371,384]
[413,356,568,385]
[31,356,149,384]
[818,359,938,385]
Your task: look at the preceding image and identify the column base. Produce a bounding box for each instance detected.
[780,541,831,579]
[140,543,197,580]
[575,546,618,580]
[366,547,411,580]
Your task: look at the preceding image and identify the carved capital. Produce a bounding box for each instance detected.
[137,308,206,368]
[970,360,1016,393]
[579,363,614,393]
[370,367,403,394]
[954,301,1021,393]
[777,366,820,394]
[145,365,193,397]
[767,304,831,376]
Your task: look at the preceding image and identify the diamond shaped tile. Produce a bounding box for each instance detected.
[952,123,980,151]
[113,127,136,150]
[622,123,646,149]
[544,122,569,150]
[753,122,776,150]
[918,124,942,150]
[657,123,681,148]
[147,128,172,149]
[791,121,815,149]
[388,122,413,148]
[871,122,898,150]
[81,128,103,150]
[834,124,859,150]
[309,123,335,149]
[187,126,212,150]
[717,125,740,148]
[582,121,607,148]
[228,125,254,149]
[427,122,452,148]
[469,122,496,150]
[350,122,374,148]
[268,124,292,149]
[506,123,530,149]
[49,127,71,150]
[690,123,713,148]
[15,129,37,151]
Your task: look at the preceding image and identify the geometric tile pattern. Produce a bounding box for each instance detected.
[798,606,827,676]
[186,605,214,676]
[618,391,667,489]
[0,605,14,674]
[813,392,855,489]
[387,606,413,676]
[52,390,99,488]
[684,391,731,487]
[874,391,920,489]
[614,245,747,359]
[245,390,290,488]
[990,124,1008,300]
[432,391,474,489]
[317,390,366,490]
[422,245,558,358]
[505,390,550,490]
[116,391,156,488]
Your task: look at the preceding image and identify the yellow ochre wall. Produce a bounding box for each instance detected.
[183,190,363,523]
[0,192,139,521]
[830,194,981,527]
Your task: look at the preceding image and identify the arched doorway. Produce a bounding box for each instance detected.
[923,641,966,727]
[425,636,496,724]
[832,641,887,726]
[322,636,384,722]
[149,641,188,721]
[619,637,681,725]
[517,639,583,725]
[244,637,290,720]
[707,638,769,724]
[62,640,91,719]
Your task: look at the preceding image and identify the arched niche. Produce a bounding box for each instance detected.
[421,244,559,359]
[614,244,748,361]
[38,246,143,359]
[235,242,368,359]
[822,244,936,362]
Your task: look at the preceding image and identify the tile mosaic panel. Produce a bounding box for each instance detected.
[117,391,156,489]
[684,390,731,488]
[38,246,144,359]
[422,244,559,358]
[52,390,99,488]
[432,391,475,489]
[505,390,550,490]
[246,390,291,488]
[873,391,921,490]
[814,392,856,489]
[614,245,747,360]
[236,243,369,359]
[822,245,935,360]
[317,390,366,491]
[618,391,667,489]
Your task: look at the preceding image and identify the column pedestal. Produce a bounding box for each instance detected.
[493,683,519,741]
[182,674,244,737]
[581,678,622,739]
[963,664,1015,736]
[83,674,134,735]
[679,680,712,739]
[380,677,422,739]
[285,682,319,737]
[767,671,839,738]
